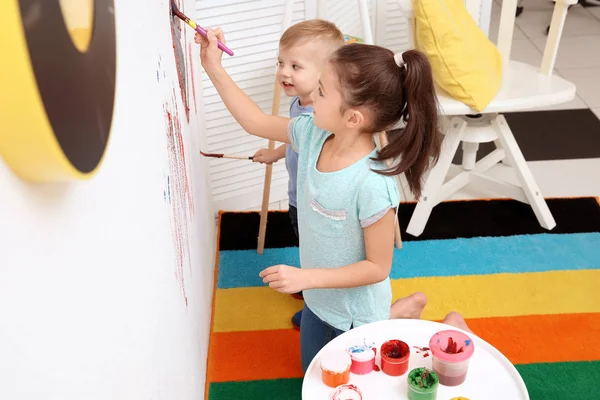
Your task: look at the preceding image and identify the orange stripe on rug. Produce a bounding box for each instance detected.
[207,313,600,382]
[467,312,600,365]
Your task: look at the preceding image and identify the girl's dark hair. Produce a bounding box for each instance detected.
[329,44,442,199]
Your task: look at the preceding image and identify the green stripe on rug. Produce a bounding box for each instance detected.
[209,378,302,400]
[208,361,600,400]
[516,361,600,400]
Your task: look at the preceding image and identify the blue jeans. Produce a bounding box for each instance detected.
[300,304,349,372]
[288,204,299,239]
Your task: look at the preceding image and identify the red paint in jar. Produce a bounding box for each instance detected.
[380,339,410,376]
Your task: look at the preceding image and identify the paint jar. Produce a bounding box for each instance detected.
[407,367,439,400]
[320,349,352,388]
[380,339,410,376]
[331,384,363,400]
[346,339,377,375]
[429,330,475,386]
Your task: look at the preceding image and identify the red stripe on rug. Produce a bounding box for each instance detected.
[207,313,600,382]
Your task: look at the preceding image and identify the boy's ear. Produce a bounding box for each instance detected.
[344,108,365,130]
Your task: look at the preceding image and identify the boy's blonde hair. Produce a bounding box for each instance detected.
[280,19,344,53]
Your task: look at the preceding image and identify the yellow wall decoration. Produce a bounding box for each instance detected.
[0,0,116,182]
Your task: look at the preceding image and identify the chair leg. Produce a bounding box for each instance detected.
[394,211,403,249]
[461,142,479,170]
[494,139,512,167]
[493,115,556,230]
[406,118,467,236]
[397,172,411,199]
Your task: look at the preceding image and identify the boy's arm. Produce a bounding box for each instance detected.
[273,144,287,160]
[201,30,290,143]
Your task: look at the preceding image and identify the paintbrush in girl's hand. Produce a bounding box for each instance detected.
[200,151,253,161]
[171,1,234,56]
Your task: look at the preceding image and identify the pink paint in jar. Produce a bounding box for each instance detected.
[429,330,475,386]
[346,339,377,375]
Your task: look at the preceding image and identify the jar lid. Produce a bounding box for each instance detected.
[429,330,474,362]
[331,384,363,400]
[320,349,352,373]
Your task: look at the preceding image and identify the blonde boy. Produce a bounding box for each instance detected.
[252,20,344,328]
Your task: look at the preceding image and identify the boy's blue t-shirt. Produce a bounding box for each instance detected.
[287,113,400,331]
[285,97,313,208]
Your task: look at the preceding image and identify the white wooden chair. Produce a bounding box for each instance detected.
[398,0,577,236]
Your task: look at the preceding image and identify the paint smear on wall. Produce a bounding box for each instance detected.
[170,0,190,122]
[163,89,195,307]
[188,42,198,114]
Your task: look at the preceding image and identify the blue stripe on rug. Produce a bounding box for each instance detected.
[217,232,600,289]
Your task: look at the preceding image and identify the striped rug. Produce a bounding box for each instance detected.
[206,197,600,400]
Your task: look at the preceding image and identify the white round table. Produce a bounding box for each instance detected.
[302,319,529,399]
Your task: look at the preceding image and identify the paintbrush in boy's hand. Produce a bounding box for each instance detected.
[200,151,253,161]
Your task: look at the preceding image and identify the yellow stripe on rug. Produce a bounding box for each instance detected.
[213,269,600,332]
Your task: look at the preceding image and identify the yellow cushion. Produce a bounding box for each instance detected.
[413,0,503,112]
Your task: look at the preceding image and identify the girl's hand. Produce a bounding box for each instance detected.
[259,265,310,294]
[195,27,225,72]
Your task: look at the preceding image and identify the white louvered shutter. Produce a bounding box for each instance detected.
[324,0,374,39]
[196,0,309,211]
[322,0,409,52]
[376,0,410,52]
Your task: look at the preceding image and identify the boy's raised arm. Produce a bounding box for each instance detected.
[198,29,290,144]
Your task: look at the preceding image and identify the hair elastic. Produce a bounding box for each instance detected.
[394,52,406,68]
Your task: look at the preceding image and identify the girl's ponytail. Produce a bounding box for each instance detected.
[376,50,442,199]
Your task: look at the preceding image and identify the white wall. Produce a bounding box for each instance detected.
[0,1,215,399]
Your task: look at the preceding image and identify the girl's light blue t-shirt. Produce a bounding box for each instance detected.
[287,113,400,331]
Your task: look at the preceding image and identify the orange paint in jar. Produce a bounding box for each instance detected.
[320,349,352,388]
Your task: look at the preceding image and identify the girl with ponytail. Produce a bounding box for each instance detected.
[198,29,442,371]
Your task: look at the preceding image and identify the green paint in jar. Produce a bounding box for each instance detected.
[407,367,439,400]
